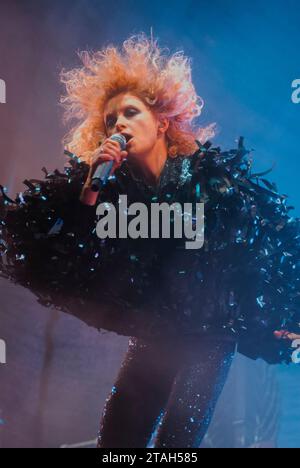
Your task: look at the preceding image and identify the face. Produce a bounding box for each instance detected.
[103,92,164,160]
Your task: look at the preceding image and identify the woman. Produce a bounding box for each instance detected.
[83,91,237,448]
[1,34,300,448]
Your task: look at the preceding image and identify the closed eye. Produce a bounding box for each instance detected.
[105,107,140,129]
[125,107,139,117]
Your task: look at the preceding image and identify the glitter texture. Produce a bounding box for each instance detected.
[0,138,299,364]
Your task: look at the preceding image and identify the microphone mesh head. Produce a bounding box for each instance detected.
[110,133,127,151]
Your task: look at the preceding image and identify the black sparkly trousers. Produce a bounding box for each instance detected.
[97,336,236,448]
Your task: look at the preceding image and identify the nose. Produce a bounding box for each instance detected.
[115,114,127,132]
[115,123,126,133]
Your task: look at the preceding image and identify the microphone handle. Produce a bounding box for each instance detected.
[90,160,114,192]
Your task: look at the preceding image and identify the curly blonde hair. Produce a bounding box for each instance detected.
[60,34,214,164]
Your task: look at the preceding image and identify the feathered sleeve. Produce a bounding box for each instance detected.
[0,157,132,334]
[191,138,300,364]
[0,155,176,339]
[0,157,92,291]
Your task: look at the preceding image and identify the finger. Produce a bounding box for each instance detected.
[95,145,115,157]
[274,330,300,341]
[96,140,118,152]
[105,139,121,148]
[101,140,122,152]
[287,333,300,340]
[93,153,114,162]
[100,145,122,159]
[114,160,125,172]
[120,150,128,159]
[113,153,127,168]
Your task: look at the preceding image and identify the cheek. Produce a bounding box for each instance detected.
[143,120,158,140]
[143,129,158,147]
[134,115,158,145]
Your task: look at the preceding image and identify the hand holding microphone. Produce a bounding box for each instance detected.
[80,133,128,206]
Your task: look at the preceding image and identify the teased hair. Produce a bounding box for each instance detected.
[60,33,215,164]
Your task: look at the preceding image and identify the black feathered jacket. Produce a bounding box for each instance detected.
[1,138,299,364]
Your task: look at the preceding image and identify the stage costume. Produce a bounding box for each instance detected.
[1,138,299,447]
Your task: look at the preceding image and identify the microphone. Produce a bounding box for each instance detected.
[90,133,127,192]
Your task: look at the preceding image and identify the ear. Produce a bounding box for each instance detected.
[158,117,169,135]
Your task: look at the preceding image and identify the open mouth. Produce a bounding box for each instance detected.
[121,133,133,143]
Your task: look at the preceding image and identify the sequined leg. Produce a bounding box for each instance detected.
[153,340,236,448]
[97,337,179,448]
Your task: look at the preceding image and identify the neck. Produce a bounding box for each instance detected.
[129,137,168,186]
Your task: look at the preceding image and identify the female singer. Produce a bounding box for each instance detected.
[1,34,300,448]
